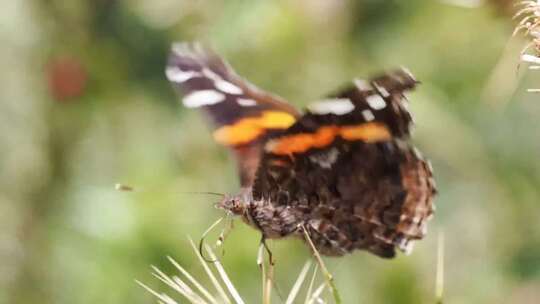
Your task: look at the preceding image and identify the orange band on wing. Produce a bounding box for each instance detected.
[265,126,338,155]
[213,111,296,146]
[266,122,391,155]
[340,123,391,142]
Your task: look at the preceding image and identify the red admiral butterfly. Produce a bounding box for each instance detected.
[166,43,436,258]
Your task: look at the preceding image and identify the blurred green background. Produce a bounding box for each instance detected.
[1,0,540,303]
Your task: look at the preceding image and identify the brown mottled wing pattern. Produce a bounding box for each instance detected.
[252,69,436,258]
[166,43,300,186]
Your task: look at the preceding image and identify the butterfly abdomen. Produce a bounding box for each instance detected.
[245,200,301,239]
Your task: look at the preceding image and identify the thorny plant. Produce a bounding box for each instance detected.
[136,233,446,304]
[120,179,445,303]
[136,238,330,304]
[514,0,540,92]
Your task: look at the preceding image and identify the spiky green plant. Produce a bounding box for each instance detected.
[136,238,330,304]
[135,228,448,304]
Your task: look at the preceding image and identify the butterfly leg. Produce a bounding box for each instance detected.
[259,235,275,265]
[256,235,280,303]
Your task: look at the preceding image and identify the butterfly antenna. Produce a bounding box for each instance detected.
[183,191,226,197]
[114,183,225,198]
[115,183,227,263]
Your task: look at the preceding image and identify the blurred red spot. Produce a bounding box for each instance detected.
[46,56,87,102]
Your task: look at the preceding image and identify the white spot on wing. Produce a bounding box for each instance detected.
[165,66,201,83]
[309,148,339,169]
[201,68,222,81]
[372,82,390,97]
[400,66,415,81]
[354,79,371,91]
[215,80,243,94]
[237,98,257,107]
[522,54,540,65]
[366,94,386,110]
[361,109,375,121]
[308,98,355,115]
[201,68,243,94]
[182,90,225,108]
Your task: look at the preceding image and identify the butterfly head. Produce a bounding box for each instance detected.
[216,193,248,216]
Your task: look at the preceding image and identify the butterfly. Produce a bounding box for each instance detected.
[166,43,436,258]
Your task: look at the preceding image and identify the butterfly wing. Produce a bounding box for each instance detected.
[166,43,300,186]
[309,68,417,138]
[252,68,436,258]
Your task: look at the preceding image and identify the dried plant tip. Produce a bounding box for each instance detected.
[515,1,540,92]
[435,231,445,304]
[115,183,134,192]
